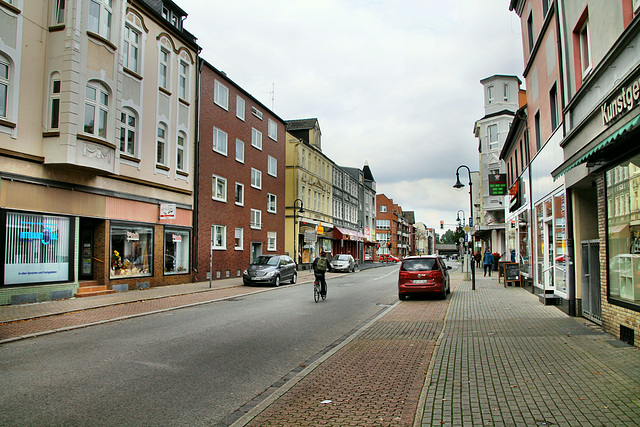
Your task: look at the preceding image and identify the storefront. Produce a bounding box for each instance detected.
[505,171,533,284]
[298,220,333,268]
[0,178,193,306]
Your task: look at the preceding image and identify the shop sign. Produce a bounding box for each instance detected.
[364,227,370,240]
[160,203,176,220]
[126,231,139,241]
[316,224,324,234]
[509,179,521,213]
[489,173,507,196]
[20,228,58,245]
[172,234,182,243]
[601,72,640,127]
[305,230,317,242]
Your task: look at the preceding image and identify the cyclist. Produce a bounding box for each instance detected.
[313,250,331,298]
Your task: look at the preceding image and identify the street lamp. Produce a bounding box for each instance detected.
[456,209,465,227]
[293,198,304,268]
[453,165,476,291]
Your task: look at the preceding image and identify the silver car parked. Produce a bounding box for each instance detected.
[331,254,356,273]
[243,255,297,287]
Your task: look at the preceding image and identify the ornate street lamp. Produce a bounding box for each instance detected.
[454,165,476,291]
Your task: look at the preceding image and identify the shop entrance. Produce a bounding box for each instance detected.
[78,218,98,281]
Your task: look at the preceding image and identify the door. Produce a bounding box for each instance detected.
[581,240,602,323]
[79,223,94,280]
[251,243,262,263]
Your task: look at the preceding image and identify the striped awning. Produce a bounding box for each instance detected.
[553,113,640,179]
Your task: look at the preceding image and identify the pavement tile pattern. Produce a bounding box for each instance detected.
[243,288,451,426]
[421,277,640,427]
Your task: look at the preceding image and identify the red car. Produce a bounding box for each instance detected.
[378,254,399,263]
[398,255,451,300]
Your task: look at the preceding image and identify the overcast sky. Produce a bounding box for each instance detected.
[178,0,525,233]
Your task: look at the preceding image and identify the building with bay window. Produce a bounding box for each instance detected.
[0,0,199,304]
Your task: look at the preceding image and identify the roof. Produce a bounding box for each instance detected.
[499,105,527,160]
[363,162,375,182]
[286,119,318,131]
[403,211,415,224]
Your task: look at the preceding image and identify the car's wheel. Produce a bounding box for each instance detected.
[274,275,280,287]
[399,293,406,301]
[441,286,447,299]
[290,272,297,284]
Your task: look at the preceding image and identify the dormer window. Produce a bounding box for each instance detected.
[162,6,183,30]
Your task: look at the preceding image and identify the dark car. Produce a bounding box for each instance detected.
[398,255,451,300]
[331,254,356,272]
[243,255,297,286]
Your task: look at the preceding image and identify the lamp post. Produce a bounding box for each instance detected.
[293,198,304,269]
[456,209,465,266]
[454,165,476,291]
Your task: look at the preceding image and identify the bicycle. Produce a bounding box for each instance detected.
[313,278,326,303]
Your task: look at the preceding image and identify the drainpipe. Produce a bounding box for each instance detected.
[193,57,203,283]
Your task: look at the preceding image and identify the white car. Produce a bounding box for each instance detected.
[331,254,356,272]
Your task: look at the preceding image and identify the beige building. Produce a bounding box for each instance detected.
[285,119,334,268]
[0,0,199,304]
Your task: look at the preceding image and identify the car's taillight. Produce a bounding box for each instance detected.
[399,271,410,283]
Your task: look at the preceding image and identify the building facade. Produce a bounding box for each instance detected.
[0,0,199,305]
[375,194,410,260]
[196,60,286,281]
[551,0,640,343]
[331,165,363,262]
[285,119,333,268]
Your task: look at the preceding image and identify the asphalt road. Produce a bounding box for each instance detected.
[0,265,400,426]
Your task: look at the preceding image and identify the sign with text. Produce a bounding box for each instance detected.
[488,174,507,196]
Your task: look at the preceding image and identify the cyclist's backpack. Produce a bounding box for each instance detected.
[316,257,328,272]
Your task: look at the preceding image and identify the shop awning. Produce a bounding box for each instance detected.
[334,227,363,241]
[553,113,640,179]
[609,223,629,236]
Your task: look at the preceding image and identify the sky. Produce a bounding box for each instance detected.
[177,0,525,233]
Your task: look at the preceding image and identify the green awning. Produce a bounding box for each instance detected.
[554,113,640,179]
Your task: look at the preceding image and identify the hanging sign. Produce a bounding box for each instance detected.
[160,203,176,220]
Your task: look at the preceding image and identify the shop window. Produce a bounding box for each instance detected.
[4,212,71,285]
[606,155,640,306]
[164,229,189,275]
[110,223,154,278]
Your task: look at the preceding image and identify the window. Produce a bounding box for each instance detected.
[4,212,71,285]
[119,109,137,155]
[268,155,277,177]
[212,174,227,202]
[49,74,61,129]
[164,229,190,275]
[234,228,243,250]
[579,20,592,77]
[251,168,262,189]
[235,183,244,206]
[268,118,277,140]
[212,225,226,250]
[84,82,108,138]
[89,0,112,40]
[380,205,387,213]
[178,61,188,100]
[519,140,525,171]
[53,0,66,25]
[268,193,277,213]
[213,127,228,155]
[550,84,558,131]
[488,124,498,150]
[159,48,169,90]
[487,85,494,104]
[527,13,534,53]
[123,25,140,73]
[176,131,186,171]
[157,123,167,165]
[376,219,391,229]
[236,139,244,163]
[110,223,154,279]
[236,96,245,120]
[251,106,263,120]
[534,111,541,150]
[214,80,229,110]
[252,128,262,150]
[251,209,262,229]
[542,0,549,16]
[0,58,8,118]
[503,83,509,102]
[267,232,276,251]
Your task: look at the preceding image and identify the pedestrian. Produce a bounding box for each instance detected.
[474,250,481,268]
[313,250,331,297]
[483,249,494,277]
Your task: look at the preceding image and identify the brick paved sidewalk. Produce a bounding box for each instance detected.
[230,274,640,427]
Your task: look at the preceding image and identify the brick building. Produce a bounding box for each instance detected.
[375,194,411,260]
[196,60,286,281]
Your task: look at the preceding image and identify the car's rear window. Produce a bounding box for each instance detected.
[401,258,438,272]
